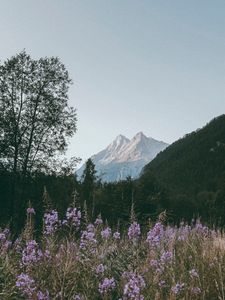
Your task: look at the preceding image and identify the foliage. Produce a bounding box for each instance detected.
[140,115,225,224]
[0,50,78,230]
[1,204,225,299]
[0,171,79,233]
[81,159,97,213]
[0,50,77,175]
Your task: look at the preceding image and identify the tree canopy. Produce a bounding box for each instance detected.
[0,51,77,175]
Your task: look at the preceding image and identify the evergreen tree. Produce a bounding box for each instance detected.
[81,158,97,215]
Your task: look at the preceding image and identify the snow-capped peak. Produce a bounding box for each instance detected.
[105,135,130,159]
[76,133,169,182]
[133,132,147,140]
[107,134,130,150]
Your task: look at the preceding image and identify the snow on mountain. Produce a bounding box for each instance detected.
[76,133,168,182]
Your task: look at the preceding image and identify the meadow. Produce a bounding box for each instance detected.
[0,205,225,300]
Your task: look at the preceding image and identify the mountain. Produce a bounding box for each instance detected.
[76,132,168,182]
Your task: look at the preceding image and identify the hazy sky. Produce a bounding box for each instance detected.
[1,1,225,164]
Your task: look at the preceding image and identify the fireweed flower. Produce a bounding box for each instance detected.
[158,280,166,288]
[0,233,6,242]
[149,252,173,275]
[27,207,35,215]
[44,210,59,235]
[87,223,95,233]
[16,273,36,298]
[80,224,97,250]
[80,231,96,249]
[44,249,51,259]
[0,233,12,254]
[150,259,158,268]
[164,227,176,242]
[146,222,164,247]
[14,237,22,253]
[94,215,103,226]
[189,269,199,278]
[98,277,116,295]
[195,221,210,237]
[3,228,10,236]
[128,222,141,240]
[113,231,121,240]
[96,264,105,274]
[0,228,10,241]
[123,272,145,300]
[160,251,173,265]
[171,283,185,295]
[101,227,112,239]
[64,207,81,229]
[37,290,50,300]
[22,240,42,266]
[190,287,201,295]
[177,225,191,241]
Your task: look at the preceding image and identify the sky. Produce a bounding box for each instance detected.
[1,0,225,165]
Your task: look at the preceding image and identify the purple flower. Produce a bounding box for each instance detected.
[189,269,199,278]
[190,287,201,295]
[87,223,95,232]
[0,238,12,254]
[65,207,81,228]
[113,231,121,240]
[123,272,145,300]
[44,249,51,259]
[146,222,164,247]
[96,264,105,274]
[128,222,141,240]
[150,259,158,268]
[99,277,116,295]
[101,227,112,239]
[27,207,35,215]
[195,221,210,237]
[177,225,191,241]
[16,273,36,297]
[44,210,59,235]
[22,240,43,266]
[158,280,166,288]
[171,283,185,295]
[0,233,6,241]
[80,226,97,250]
[156,267,164,274]
[164,227,176,241]
[94,215,103,226]
[37,290,50,300]
[3,228,10,236]
[160,251,173,265]
[14,238,22,253]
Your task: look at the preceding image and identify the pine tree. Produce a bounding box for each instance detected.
[81,158,97,216]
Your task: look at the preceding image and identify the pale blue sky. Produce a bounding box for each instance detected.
[1,1,225,164]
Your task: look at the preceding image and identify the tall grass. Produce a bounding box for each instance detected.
[0,205,225,299]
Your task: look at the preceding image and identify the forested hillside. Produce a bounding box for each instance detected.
[140,115,225,224]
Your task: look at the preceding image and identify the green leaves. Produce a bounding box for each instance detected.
[0,51,77,175]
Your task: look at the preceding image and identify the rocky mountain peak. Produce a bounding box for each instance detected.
[76,133,169,182]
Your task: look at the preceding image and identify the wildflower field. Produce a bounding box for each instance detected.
[0,206,225,300]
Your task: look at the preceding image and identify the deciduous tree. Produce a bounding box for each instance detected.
[0,51,77,175]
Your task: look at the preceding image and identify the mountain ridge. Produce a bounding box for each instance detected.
[76,132,168,182]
